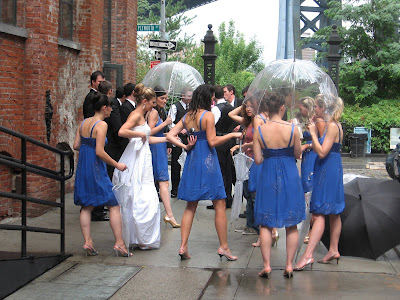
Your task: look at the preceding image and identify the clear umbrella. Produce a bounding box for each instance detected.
[246,59,340,123]
[142,61,204,105]
[231,141,254,225]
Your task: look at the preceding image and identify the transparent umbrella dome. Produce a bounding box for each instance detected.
[245,59,339,123]
[142,61,204,103]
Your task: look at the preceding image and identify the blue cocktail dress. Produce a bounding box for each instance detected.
[178,111,226,201]
[310,123,345,215]
[149,114,169,181]
[254,124,305,228]
[301,131,318,193]
[74,120,119,207]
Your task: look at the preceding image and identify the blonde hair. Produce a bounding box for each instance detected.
[134,83,156,104]
[299,96,315,120]
[332,97,344,122]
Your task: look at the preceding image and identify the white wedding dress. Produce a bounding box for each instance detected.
[112,122,160,249]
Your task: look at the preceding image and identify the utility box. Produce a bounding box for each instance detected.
[354,127,371,153]
[349,133,368,158]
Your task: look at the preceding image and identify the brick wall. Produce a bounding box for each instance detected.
[0,0,138,219]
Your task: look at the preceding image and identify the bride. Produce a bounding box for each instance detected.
[113,84,167,250]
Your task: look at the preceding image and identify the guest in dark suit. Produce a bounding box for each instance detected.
[104,86,125,180]
[168,87,193,198]
[208,85,235,209]
[120,83,136,151]
[83,71,105,118]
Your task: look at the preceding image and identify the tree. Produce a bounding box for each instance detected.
[136,0,196,82]
[323,0,400,104]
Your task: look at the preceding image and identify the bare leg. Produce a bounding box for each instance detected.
[108,206,125,247]
[80,206,94,246]
[295,214,325,268]
[259,226,272,274]
[213,199,228,250]
[319,214,342,261]
[285,225,298,272]
[159,181,178,224]
[180,201,198,253]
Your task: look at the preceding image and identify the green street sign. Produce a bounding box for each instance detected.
[137,24,160,31]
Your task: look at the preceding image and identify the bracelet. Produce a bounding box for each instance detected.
[308,144,312,149]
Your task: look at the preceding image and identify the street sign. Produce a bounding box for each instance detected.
[154,51,164,60]
[151,60,161,69]
[149,39,177,51]
[137,24,160,31]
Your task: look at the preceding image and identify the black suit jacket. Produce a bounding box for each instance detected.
[105,98,123,150]
[233,97,243,109]
[120,100,135,124]
[119,100,136,151]
[83,89,97,118]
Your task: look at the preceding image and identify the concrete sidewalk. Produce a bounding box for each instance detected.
[2,158,400,299]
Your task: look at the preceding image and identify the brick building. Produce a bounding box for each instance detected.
[0,0,138,219]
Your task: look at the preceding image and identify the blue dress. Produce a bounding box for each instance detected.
[74,120,119,207]
[310,123,345,215]
[254,124,306,228]
[301,131,318,193]
[248,114,267,192]
[178,111,226,201]
[149,114,169,181]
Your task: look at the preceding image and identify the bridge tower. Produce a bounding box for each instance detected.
[277,0,341,60]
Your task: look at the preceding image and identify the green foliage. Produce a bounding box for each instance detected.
[303,0,400,105]
[342,99,400,153]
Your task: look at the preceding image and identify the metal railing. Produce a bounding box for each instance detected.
[0,125,74,257]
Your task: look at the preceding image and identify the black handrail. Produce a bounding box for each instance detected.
[0,125,74,258]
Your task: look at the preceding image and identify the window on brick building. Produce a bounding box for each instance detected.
[1,0,17,25]
[59,0,73,40]
[103,0,112,61]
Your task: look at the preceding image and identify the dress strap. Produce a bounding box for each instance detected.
[258,126,267,149]
[182,113,188,131]
[199,110,207,131]
[258,114,267,123]
[90,120,101,138]
[288,123,294,147]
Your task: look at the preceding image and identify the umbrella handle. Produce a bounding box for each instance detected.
[239,138,242,153]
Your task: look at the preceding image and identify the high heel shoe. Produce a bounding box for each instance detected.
[217,248,238,261]
[252,237,261,247]
[283,270,293,278]
[318,253,340,264]
[178,248,191,260]
[294,257,314,271]
[83,245,98,257]
[113,245,132,257]
[272,231,279,247]
[258,269,271,278]
[164,216,181,228]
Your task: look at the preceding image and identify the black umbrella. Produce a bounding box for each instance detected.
[322,178,400,260]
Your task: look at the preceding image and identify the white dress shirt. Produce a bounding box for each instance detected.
[211,99,227,124]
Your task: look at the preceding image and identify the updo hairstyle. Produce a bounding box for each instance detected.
[91,93,111,112]
[153,85,167,120]
[134,83,156,105]
[264,92,285,116]
[299,96,315,119]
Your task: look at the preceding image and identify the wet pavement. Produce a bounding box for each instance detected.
[2,155,400,299]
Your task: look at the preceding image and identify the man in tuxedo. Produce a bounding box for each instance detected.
[104,86,125,180]
[168,87,193,198]
[83,71,105,118]
[120,83,136,151]
[208,85,235,209]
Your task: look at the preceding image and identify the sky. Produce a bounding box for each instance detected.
[180,0,280,65]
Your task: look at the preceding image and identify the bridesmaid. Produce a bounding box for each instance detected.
[294,96,345,270]
[166,84,242,260]
[253,92,305,278]
[73,94,130,257]
[147,86,180,228]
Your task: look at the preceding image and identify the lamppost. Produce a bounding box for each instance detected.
[202,24,217,85]
[327,24,342,91]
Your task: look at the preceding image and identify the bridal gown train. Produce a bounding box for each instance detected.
[112,122,160,249]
